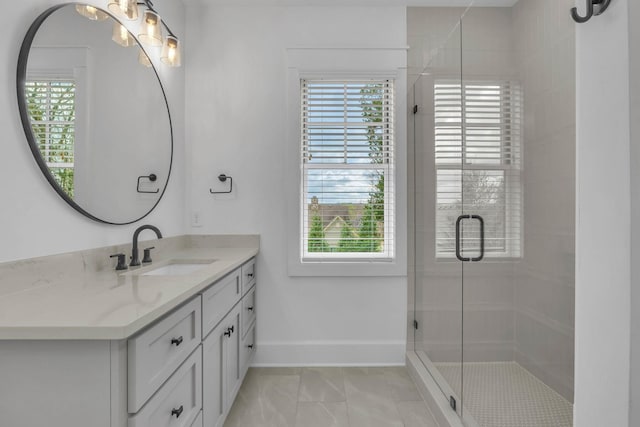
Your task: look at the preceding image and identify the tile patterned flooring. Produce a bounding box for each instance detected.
[435,362,573,427]
[223,367,439,427]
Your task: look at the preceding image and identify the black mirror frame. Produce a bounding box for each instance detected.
[16,2,174,225]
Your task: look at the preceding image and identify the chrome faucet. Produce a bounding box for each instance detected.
[130,224,163,267]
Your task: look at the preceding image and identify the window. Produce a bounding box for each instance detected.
[301,80,395,261]
[434,80,522,258]
[25,78,76,196]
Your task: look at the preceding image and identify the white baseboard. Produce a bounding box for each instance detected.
[252,341,406,366]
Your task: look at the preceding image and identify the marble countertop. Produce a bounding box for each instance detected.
[0,235,258,340]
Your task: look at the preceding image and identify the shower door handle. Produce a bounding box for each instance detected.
[455,214,484,262]
[470,215,485,262]
[455,215,471,262]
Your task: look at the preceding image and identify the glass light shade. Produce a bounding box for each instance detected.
[75,5,108,21]
[138,48,152,68]
[107,0,138,21]
[112,23,136,47]
[138,10,163,47]
[160,36,181,67]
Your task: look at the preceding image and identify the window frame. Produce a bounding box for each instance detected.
[300,79,395,262]
[285,48,407,277]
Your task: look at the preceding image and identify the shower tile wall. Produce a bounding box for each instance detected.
[512,0,575,402]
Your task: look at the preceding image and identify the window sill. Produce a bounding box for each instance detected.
[288,258,406,277]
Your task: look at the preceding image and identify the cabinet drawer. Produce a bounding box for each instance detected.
[241,258,256,295]
[202,269,241,338]
[241,286,256,338]
[129,347,202,427]
[129,297,202,413]
[240,322,256,379]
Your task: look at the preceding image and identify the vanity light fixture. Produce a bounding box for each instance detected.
[112,22,136,47]
[160,35,181,67]
[75,4,108,21]
[108,0,139,21]
[138,9,163,47]
[78,1,182,68]
[137,0,182,67]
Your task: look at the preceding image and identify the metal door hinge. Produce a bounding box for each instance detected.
[413,320,419,330]
[413,105,419,114]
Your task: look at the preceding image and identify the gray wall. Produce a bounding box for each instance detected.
[512,0,576,402]
[629,0,640,424]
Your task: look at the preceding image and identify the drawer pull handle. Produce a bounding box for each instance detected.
[247,306,254,312]
[171,336,184,346]
[247,344,254,349]
[248,273,254,278]
[171,405,184,418]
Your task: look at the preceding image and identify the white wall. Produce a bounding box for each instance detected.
[185,5,408,365]
[575,0,631,425]
[0,0,185,263]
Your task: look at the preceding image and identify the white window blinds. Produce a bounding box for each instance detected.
[435,80,522,258]
[25,79,76,197]
[301,80,395,260]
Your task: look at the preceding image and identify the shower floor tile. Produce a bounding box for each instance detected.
[434,361,573,427]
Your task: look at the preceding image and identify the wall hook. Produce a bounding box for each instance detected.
[571,0,611,23]
[137,173,159,194]
[210,174,233,194]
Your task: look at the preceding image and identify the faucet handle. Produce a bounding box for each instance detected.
[110,253,128,271]
[142,247,155,264]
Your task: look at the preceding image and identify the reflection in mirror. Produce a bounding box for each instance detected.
[18,3,172,224]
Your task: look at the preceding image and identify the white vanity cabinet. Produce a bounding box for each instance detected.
[0,256,257,427]
[202,260,257,427]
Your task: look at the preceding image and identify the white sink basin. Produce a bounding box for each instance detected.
[138,260,216,276]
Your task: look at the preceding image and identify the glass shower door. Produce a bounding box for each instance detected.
[413,20,465,417]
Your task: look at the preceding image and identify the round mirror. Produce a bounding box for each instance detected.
[17,3,173,225]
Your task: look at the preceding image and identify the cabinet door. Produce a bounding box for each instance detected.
[202,321,226,427]
[225,304,242,407]
[203,303,242,427]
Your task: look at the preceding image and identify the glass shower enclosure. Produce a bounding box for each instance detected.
[410,2,576,426]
